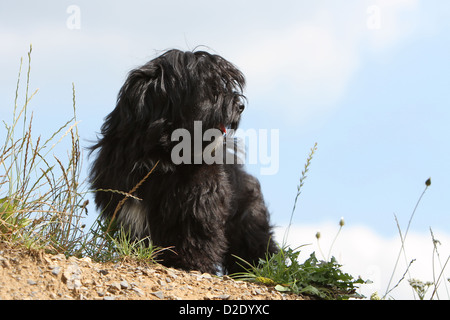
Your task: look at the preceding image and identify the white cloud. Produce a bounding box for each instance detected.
[232,0,421,122]
[1,1,422,109]
[234,17,360,120]
[237,25,337,78]
[367,0,420,51]
[275,223,450,300]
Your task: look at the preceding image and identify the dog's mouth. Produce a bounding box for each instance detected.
[219,124,227,135]
[219,120,239,136]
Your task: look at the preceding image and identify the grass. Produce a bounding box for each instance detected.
[0,45,160,265]
[232,143,367,300]
[232,151,448,300]
[1,45,86,252]
[233,246,366,300]
[381,178,450,300]
[1,47,448,300]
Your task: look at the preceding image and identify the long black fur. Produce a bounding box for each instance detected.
[90,49,277,274]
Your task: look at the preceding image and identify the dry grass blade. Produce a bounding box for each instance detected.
[106,160,160,234]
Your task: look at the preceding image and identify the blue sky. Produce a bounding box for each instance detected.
[1,1,449,299]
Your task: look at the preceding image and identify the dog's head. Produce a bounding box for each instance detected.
[103,49,245,151]
[91,49,247,173]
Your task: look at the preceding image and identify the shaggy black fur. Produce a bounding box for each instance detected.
[89,49,277,274]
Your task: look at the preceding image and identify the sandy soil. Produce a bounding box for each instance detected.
[0,242,306,300]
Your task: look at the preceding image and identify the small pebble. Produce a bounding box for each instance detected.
[120,280,130,289]
[27,279,37,285]
[51,266,61,276]
[151,291,164,299]
[108,282,121,293]
[132,287,144,296]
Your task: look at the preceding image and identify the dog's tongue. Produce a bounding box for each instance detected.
[220,124,227,134]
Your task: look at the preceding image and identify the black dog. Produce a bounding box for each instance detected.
[90,49,277,274]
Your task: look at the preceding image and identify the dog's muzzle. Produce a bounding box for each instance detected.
[220,124,227,136]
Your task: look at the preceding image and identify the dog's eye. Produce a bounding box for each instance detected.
[238,104,245,113]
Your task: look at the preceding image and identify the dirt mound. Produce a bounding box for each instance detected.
[0,242,306,300]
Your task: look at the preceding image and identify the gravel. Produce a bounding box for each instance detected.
[0,242,306,300]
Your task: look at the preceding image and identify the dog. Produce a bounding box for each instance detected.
[89,49,277,274]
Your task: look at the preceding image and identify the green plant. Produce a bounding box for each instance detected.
[109,226,166,264]
[0,45,88,253]
[0,46,163,266]
[232,143,367,299]
[234,246,366,300]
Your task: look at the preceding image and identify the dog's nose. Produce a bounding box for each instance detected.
[238,104,245,113]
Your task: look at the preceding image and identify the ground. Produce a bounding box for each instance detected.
[0,242,306,300]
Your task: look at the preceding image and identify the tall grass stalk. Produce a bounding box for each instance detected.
[1,47,164,265]
[429,228,450,299]
[0,45,87,254]
[383,178,432,299]
[282,142,317,247]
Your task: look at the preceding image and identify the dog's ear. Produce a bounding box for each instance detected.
[116,63,164,122]
[116,57,187,126]
[93,61,174,159]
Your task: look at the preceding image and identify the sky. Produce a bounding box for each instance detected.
[1,0,449,299]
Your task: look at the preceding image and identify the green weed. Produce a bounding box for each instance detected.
[232,143,367,299]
